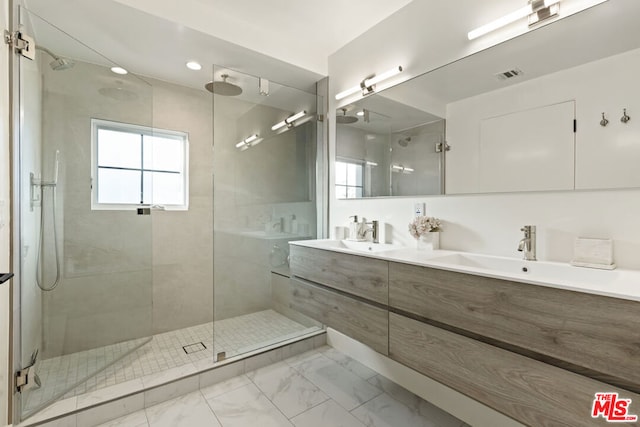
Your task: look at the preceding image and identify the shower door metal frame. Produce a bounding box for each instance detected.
[8,0,24,422]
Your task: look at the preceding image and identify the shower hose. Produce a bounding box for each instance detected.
[35,184,61,291]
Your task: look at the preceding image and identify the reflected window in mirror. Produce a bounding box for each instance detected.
[335,159,364,199]
[335,101,444,199]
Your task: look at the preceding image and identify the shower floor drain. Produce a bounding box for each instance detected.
[182,342,207,354]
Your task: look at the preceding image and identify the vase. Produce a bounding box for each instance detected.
[417,232,440,251]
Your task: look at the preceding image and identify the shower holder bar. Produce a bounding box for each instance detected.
[29,172,57,211]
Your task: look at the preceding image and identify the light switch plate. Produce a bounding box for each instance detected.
[414,202,425,217]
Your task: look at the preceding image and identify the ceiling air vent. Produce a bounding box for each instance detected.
[495,68,524,81]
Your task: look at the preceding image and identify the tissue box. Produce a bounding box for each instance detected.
[570,237,616,270]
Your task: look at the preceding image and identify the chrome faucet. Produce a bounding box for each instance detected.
[517,225,537,261]
[358,218,379,243]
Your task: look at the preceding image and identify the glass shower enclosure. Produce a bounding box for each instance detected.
[14,7,154,419]
[11,3,324,423]
[211,66,323,361]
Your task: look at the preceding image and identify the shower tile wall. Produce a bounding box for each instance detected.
[40,62,215,356]
[148,82,214,334]
[213,93,317,321]
[38,60,315,358]
[41,61,153,357]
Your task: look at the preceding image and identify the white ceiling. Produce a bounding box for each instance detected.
[110,0,414,76]
[21,0,412,94]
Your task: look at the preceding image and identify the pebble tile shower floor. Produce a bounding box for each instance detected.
[24,310,318,415]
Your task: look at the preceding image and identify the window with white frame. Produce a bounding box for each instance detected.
[91,119,189,210]
[335,159,364,199]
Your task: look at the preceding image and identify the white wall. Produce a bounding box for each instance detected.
[328,0,640,271]
[0,0,11,423]
[447,48,640,194]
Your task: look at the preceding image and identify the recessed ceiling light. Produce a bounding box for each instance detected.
[186,61,202,71]
[110,66,128,75]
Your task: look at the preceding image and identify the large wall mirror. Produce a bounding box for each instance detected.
[335,0,640,198]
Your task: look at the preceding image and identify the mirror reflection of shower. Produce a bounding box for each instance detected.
[31,150,61,291]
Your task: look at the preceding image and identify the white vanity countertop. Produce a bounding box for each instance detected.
[289,239,640,303]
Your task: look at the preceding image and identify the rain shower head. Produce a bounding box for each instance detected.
[336,108,358,124]
[49,57,75,71]
[36,46,75,71]
[398,136,412,147]
[205,74,242,96]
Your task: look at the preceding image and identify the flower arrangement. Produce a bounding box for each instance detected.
[408,215,442,239]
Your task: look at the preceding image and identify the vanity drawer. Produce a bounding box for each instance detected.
[389,313,640,427]
[389,262,640,391]
[291,277,388,355]
[289,245,388,304]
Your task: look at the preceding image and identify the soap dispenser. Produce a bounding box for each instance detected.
[348,215,359,240]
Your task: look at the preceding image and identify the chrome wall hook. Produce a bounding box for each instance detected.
[600,112,609,127]
[621,108,631,124]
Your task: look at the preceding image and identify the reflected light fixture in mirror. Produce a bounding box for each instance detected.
[392,165,414,173]
[236,134,262,150]
[271,110,307,131]
[468,0,560,40]
[335,66,403,100]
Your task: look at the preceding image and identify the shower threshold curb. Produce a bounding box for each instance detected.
[17,330,327,427]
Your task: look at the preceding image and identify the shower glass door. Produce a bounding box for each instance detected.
[212,66,324,362]
[17,6,153,420]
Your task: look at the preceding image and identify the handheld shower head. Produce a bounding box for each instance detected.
[53,150,60,184]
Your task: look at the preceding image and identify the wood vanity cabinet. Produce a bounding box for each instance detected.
[289,245,389,354]
[289,244,640,426]
[291,277,388,354]
[389,313,638,427]
[289,245,388,304]
[388,262,640,392]
[388,261,640,427]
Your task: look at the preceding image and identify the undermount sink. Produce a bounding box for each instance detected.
[429,252,621,287]
[339,240,399,252]
[295,239,400,253]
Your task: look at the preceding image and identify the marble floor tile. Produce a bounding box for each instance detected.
[320,348,378,380]
[293,355,382,411]
[200,374,252,401]
[95,410,149,427]
[145,391,220,427]
[247,361,329,418]
[206,383,293,427]
[352,392,454,427]
[366,375,463,427]
[283,349,323,369]
[291,399,365,427]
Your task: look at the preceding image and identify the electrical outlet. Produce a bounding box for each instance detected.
[414,202,425,217]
